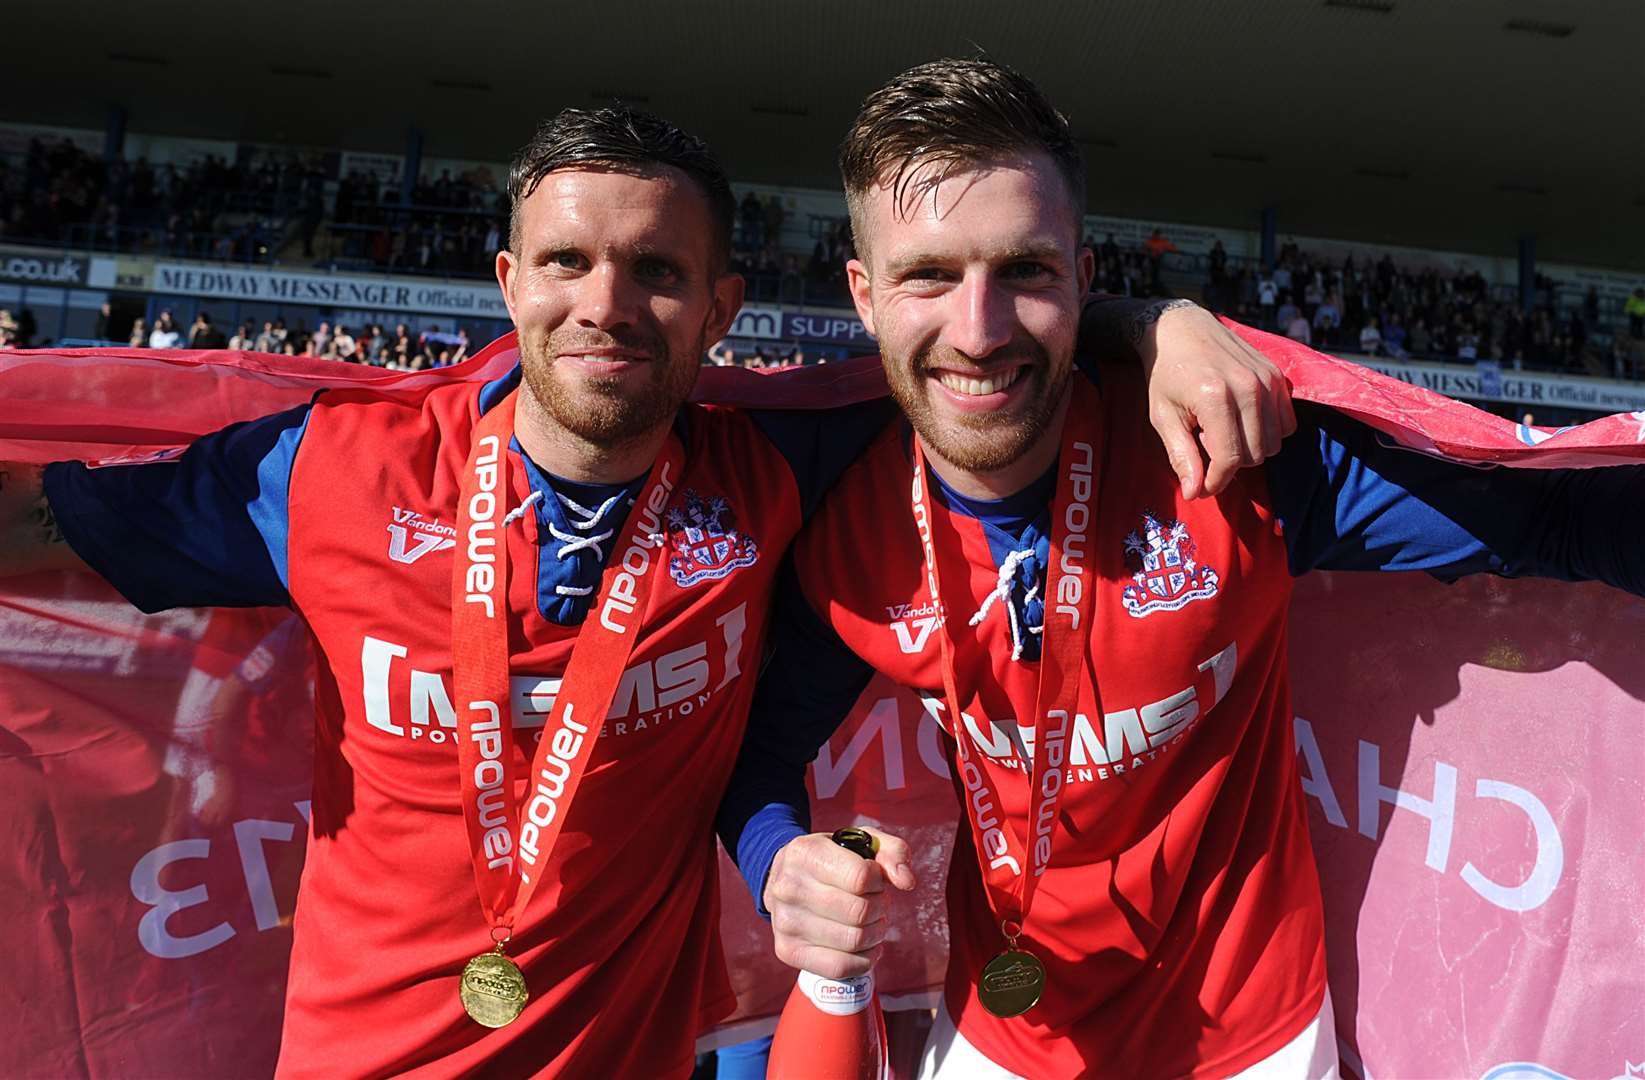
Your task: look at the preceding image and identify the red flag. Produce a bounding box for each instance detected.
[2,329,1640,1079]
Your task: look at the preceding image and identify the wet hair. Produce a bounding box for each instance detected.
[507,106,735,268]
[839,58,1086,249]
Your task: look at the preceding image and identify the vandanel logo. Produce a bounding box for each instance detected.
[386,506,457,564]
[886,601,941,654]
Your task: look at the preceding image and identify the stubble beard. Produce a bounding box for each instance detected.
[519,327,701,448]
[886,339,1070,474]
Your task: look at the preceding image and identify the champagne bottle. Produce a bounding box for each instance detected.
[766,827,889,1080]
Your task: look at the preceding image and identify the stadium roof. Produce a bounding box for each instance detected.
[13,0,1644,270]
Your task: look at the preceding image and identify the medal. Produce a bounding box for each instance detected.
[909,379,1105,1018]
[460,945,529,1028]
[450,388,682,1026]
[977,948,1046,1019]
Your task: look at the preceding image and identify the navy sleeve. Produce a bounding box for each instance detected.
[1266,401,1645,595]
[748,398,898,518]
[43,404,312,612]
[715,554,876,916]
[1076,293,1152,360]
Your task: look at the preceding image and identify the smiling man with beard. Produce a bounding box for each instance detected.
[502,160,716,471]
[0,104,1304,1077]
[720,58,1645,1080]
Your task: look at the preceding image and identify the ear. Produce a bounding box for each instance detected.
[845,258,877,338]
[702,271,747,345]
[495,248,520,325]
[1076,244,1096,298]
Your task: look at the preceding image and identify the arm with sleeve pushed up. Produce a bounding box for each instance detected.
[1076,292,1168,359]
[1081,294,1299,499]
[1268,400,1645,595]
[37,403,313,611]
[715,556,875,917]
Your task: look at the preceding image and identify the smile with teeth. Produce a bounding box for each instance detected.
[933,366,1025,397]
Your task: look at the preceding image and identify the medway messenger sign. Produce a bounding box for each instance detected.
[151,263,511,321]
[1346,354,1645,414]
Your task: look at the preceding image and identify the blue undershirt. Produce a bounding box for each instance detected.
[513,442,642,625]
[934,463,1059,662]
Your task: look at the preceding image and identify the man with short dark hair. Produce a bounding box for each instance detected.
[1,103,1291,1076]
[6,106,766,1077]
[719,58,1645,1080]
[188,311,226,349]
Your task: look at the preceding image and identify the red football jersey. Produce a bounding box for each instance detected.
[275,375,798,1077]
[791,364,1327,1078]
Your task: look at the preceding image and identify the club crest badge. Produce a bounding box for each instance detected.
[666,490,760,588]
[1121,511,1219,618]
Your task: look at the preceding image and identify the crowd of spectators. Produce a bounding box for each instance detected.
[1199,238,1640,378]
[0,136,509,276]
[0,136,308,260]
[4,133,1642,380]
[324,167,505,277]
[113,307,471,369]
[720,222,1645,379]
[731,191,857,308]
[1089,229,1178,300]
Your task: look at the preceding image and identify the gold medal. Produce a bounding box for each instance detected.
[977,949,1045,1018]
[460,945,528,1028]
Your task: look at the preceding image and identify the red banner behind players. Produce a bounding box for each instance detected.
[1,331,1641,1079]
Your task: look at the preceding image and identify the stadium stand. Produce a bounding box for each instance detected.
[1,129,1640,385]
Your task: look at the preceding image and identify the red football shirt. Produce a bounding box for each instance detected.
[52,366,831,1077]
[789,364,1327,1078]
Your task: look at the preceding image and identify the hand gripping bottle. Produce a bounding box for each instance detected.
[767,827,889,1080]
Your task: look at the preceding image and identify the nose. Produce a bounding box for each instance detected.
[942,269,1015,360]
[570,261,642,332]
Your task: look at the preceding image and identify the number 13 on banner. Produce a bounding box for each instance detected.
[129,801,311,959]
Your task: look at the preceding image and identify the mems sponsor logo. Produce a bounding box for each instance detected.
[932,642,1238,785]
[358,603,747,743]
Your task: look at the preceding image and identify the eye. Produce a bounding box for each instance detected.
[1001,261,1055,281]
[635,257,680,284]
[546,249,587,271]
[901,266,956,285]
